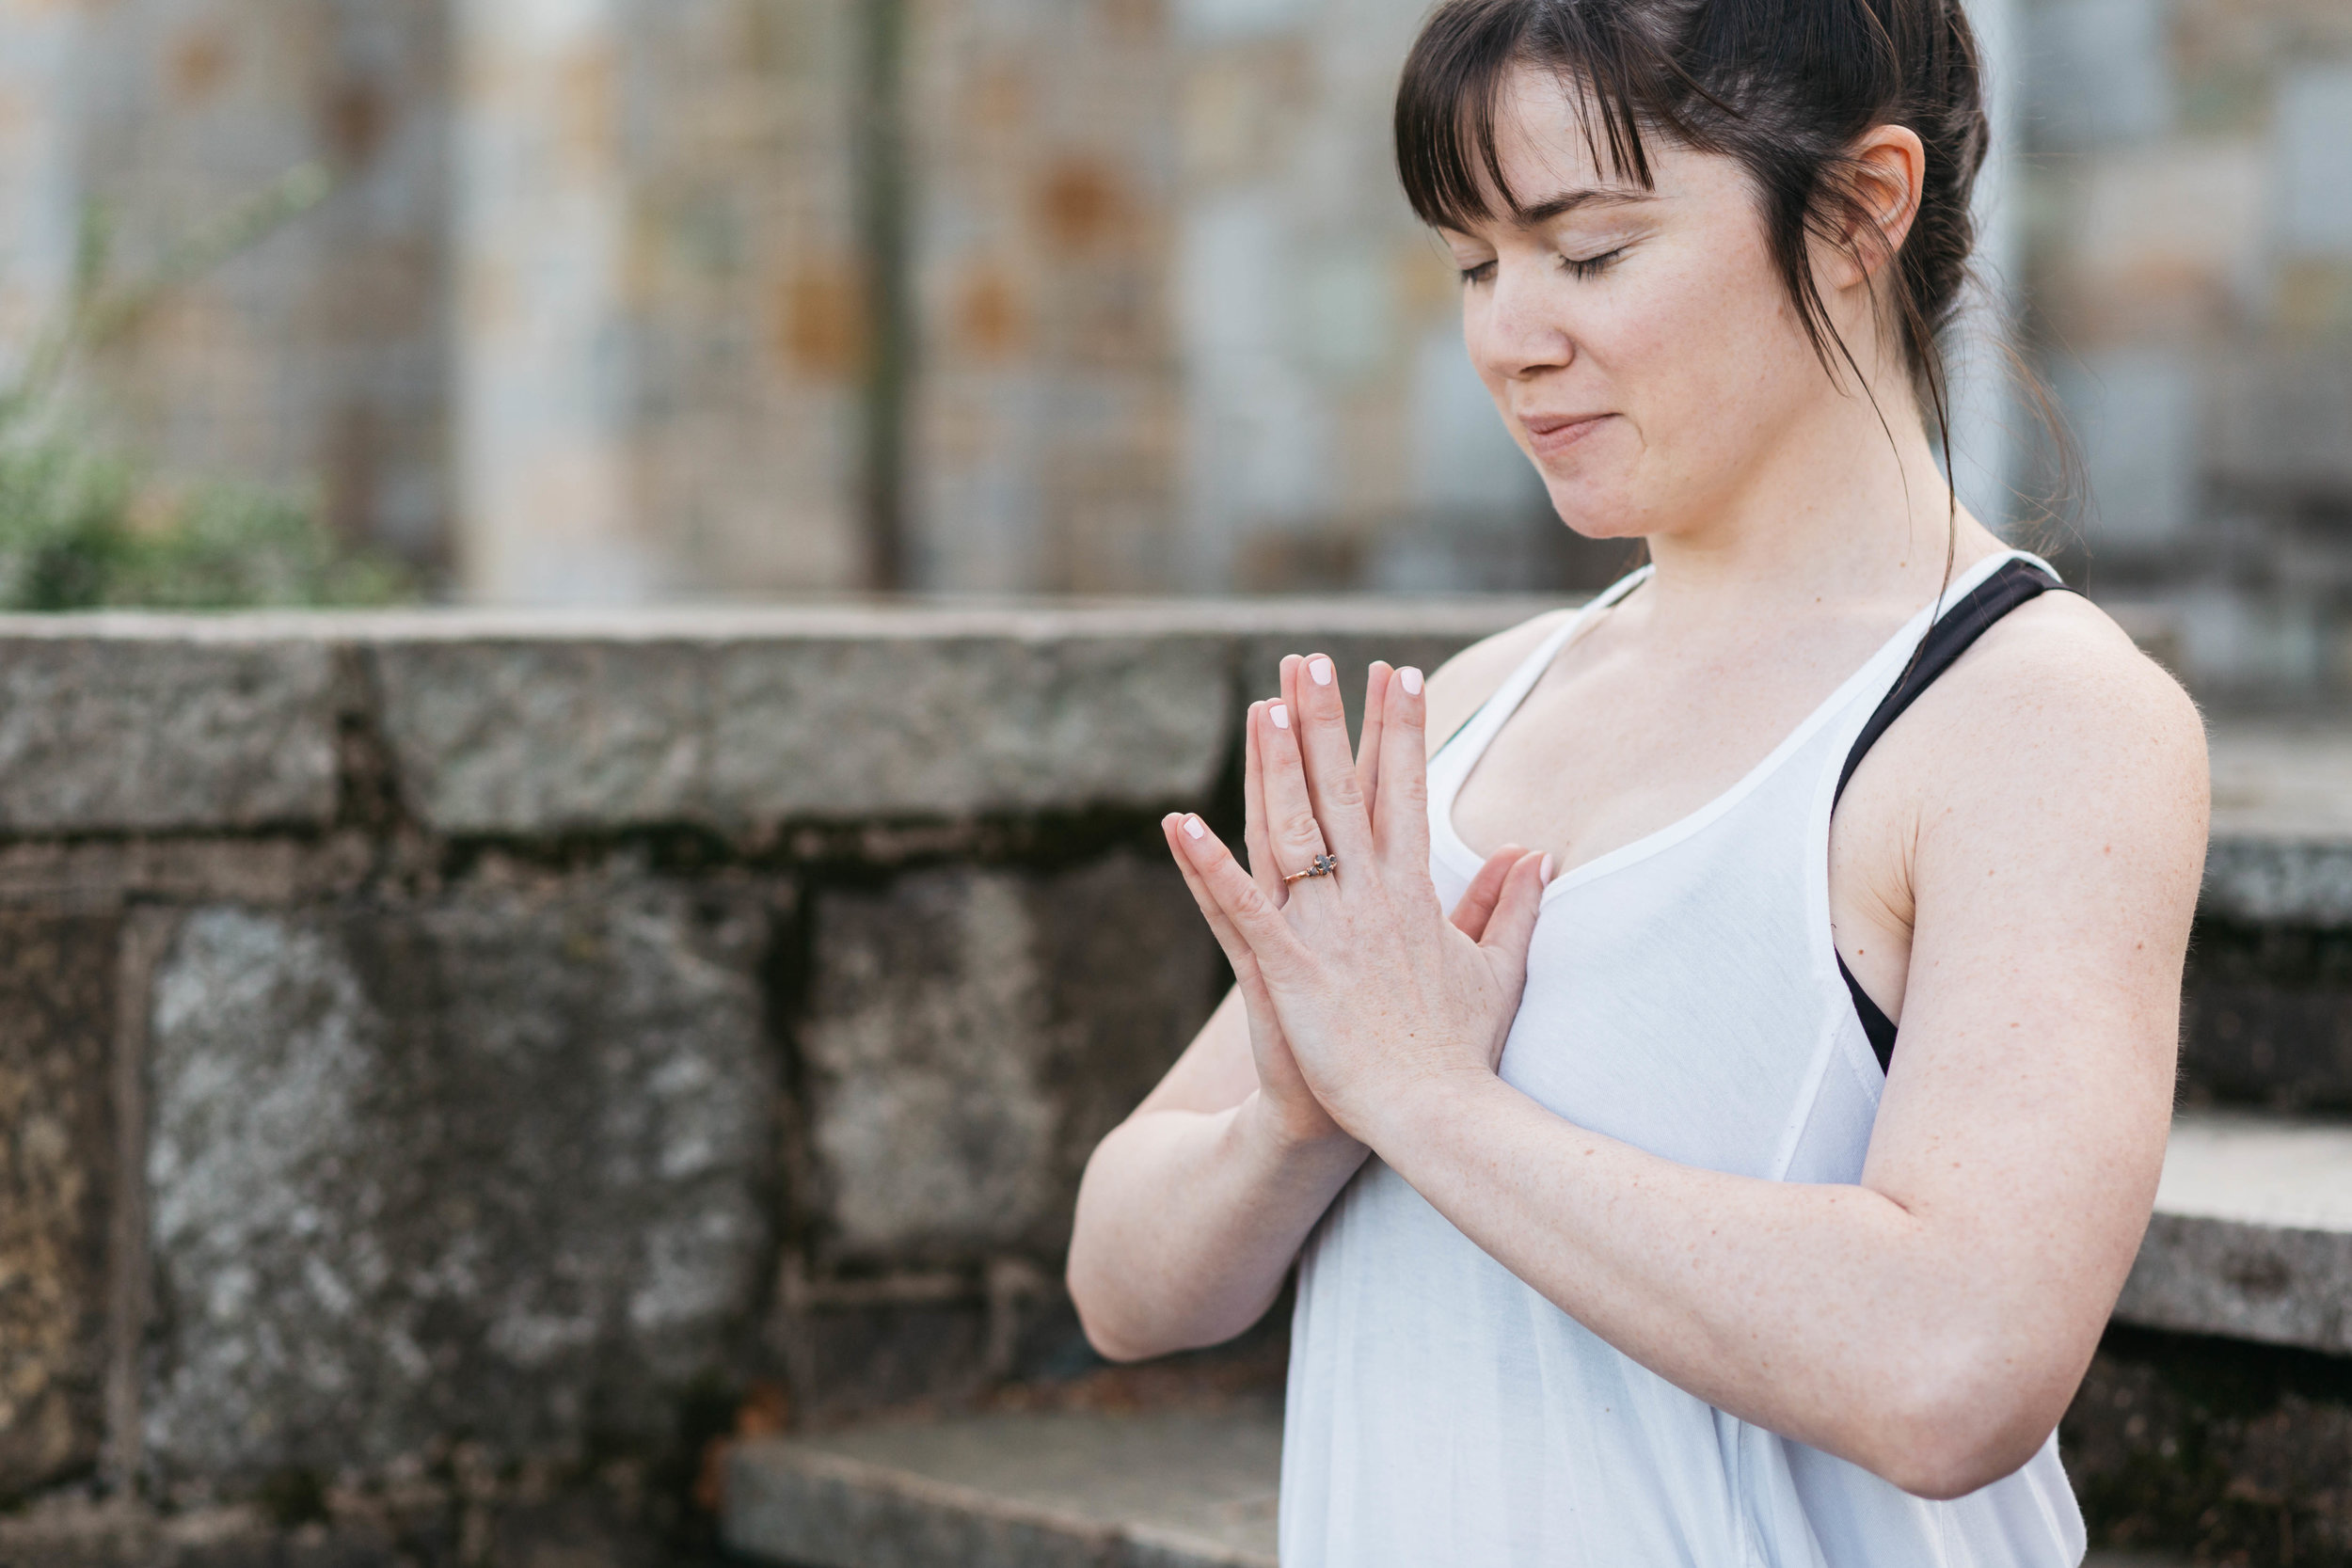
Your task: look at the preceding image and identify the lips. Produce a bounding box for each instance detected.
[1520,411,1614,457]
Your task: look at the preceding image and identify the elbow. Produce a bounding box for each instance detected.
[1852,1346,2072,1501]
[1062,1249,1159,1366]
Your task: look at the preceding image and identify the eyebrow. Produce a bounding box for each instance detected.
[1513,188,1659,226]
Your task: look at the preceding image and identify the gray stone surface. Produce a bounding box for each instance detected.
[2114,1113,2352,1354]
[2068,1331,2352,1563]
[371,630,1235,834]
[356,598,1547,834]
[724,1406,1282,1568]
[2201,723,2352,927]
[2179,914,2352,1114]
[723,1404,2185,1568]
[141,877,776,1481]
[0,635,338,833]
[0,914,119,1497]
[802,853,1220,1262]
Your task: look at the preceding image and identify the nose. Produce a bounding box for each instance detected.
[1470,255,1575,383]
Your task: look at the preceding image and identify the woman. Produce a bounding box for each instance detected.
[1066,0,2208,1560]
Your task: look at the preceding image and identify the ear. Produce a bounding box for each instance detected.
[1823,123,1926,292]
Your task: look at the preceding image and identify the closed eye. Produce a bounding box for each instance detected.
[1563,247,1626,279]
[1458,259,1497,285]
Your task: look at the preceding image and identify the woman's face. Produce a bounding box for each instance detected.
[1441,68,1865,544]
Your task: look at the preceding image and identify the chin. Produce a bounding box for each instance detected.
[1540,482,1649,545]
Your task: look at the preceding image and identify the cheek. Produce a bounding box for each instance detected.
[1606,234,1811,464]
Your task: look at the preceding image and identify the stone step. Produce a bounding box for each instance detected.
[723,1404,1283,1568]
[2201,721,2352,927]
[728,1109,2343,1568]
[2115,1109,2352,1354]
[721,1402,2186,1568]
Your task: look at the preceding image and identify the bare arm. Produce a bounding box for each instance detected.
[1166,603,2208,1496]
[1067,617,1575,1359]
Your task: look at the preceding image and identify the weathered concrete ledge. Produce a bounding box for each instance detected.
[721,1404,2188,1568]
[724,1407,1282,1568]
[0,604,2344,924]
[2116,1112,2352,1355]
[0,598,1555,837]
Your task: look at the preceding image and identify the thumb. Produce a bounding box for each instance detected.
[1475,849,1551,981]
[1449,843,1527,942]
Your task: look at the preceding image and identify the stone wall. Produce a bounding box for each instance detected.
[0,597,1537,1562]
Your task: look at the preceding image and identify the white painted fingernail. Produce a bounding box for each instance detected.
[1309,656,1334,686]
[1184,816,1206,840]
[1400,666,1423,695]
[1270,703,1290,730]
[1540,853,1555,883]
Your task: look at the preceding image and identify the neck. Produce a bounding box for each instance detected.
[1636,377,1999,630]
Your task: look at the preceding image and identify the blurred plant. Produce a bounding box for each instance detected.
[0,162,415,610]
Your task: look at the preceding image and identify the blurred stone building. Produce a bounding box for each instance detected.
[0,0,2344,690]
[2020,0,2352,697]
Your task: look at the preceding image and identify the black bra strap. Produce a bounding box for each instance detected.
[1836,558,2073,1072]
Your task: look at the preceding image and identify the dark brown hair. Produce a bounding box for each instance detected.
[1395,0,2018,545]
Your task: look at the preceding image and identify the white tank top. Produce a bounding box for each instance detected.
[1279,548,2088,1567]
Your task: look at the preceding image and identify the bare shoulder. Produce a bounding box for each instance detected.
[1422,606,1584,757]
[1899,589,2210,853]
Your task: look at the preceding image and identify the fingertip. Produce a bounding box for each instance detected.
[1398,665,1425,701]
[1539,851,1555,884]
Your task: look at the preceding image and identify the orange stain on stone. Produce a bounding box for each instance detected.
[777,265,866,381]
[1037,161,1129,250]
[954,268,1025,359]
[168,29,231,104]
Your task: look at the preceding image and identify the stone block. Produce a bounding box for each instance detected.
[2180,918,2352,1112]
[0,635,339,833]
[2210,350,2352,498]
[2117,1212,2352,1355]
[2113,1113,2352,1356]
[2047,349,2200,549]
[0,913,119,1497]
[707,634,1234,823]
[802,852,1220,1263]
[2064,1327,2352,1562]
[2277,66,2352,259]
[370,626,1234,834]
[2024,0,2173,150]
[2202,840,2352,927]
[142,878,776,1482]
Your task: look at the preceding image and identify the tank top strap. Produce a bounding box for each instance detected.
[1427,563,1654,802]
[1831,547,2070,1070]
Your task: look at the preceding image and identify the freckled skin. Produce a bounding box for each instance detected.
[1067,66,2209,1500]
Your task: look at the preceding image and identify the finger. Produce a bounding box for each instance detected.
[1163,814,1263,982]
[1292,652,1374,861]
[1357,661,1391,822]
[1166,817,1285,1037]
[1170,811,1311,977]
[1449,843,1527,942]
[1374,663,1432,870]
[1476,849,1553,988]
[1242,702,1285,907]
[1256,692,1333,885]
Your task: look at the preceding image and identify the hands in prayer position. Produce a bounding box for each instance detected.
[1158,652,1551,1153]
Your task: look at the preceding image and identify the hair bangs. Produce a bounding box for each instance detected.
[1395,0,1666,233]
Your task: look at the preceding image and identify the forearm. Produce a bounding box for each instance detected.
[1068,1092,1368,1361]
[1371,1075,2085,1493]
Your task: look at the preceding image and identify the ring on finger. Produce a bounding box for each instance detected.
[1282,851,1339,885]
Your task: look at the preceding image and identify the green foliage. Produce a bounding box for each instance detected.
[0,162,416,611]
